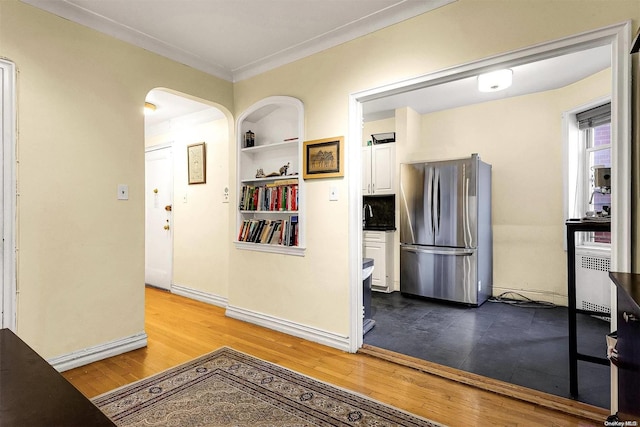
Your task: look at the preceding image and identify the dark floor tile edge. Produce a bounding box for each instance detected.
[358,345,609,424]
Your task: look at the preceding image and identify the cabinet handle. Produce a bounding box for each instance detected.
[372,183,375,193]
[623,312,638,323]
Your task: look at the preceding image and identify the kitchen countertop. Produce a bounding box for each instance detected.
[363,226,396,231]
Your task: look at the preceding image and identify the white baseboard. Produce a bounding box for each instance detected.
[48,332,148,372]
[171,284,228,308]
[226,305,350,352]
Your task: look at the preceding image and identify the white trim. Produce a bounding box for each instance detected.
[225,305,350,352]
[348,21,631,412]
[48,332,148,372]
[348,98,364,353]
[609,22,632,274]
[1,59,17,331]
[171,283,228,308]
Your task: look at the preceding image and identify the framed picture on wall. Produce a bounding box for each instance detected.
[187,142,206,184]
[303,136,344,179]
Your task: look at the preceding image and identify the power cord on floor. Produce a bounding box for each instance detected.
[488,291,557,309]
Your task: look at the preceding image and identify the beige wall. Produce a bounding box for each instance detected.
[0,0,233,358]
[1,0,637,359]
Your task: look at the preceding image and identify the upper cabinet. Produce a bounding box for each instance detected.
[235,96,305,256]
[362,143,396,195]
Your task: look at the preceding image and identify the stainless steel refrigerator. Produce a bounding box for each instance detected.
[399,154,492,306]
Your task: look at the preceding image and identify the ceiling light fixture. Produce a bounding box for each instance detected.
[144,102,157,114]
[477,69,513,92]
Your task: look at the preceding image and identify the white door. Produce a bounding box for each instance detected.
[145,146,173,290]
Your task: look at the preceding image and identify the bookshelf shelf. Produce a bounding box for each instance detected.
[240,175,299,184]
[233,241,305,256]
[235,96,305,255]
[240,140,298,154]
[239,210,298,214]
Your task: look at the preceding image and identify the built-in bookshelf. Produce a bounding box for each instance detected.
[235,96,305,255]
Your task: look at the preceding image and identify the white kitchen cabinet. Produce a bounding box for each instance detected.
[362,143,395,195]
[363,230,394,292]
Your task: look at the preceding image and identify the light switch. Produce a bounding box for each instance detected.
[117,184,129,200]
[329,186,338,201]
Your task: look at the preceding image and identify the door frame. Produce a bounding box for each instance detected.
[348,21,631,409]
[144,143,174,290]
[1,59,17,331]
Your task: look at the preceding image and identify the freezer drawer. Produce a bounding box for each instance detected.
[400,244,480,305]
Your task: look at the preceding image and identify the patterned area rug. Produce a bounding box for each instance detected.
[93,347,443,427]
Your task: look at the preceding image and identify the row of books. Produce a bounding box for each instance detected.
[239,180,298,211]
[237,217,299,246]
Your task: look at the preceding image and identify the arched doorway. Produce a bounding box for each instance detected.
[144,88,233,303]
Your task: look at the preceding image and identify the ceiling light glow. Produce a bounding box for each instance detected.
[477,69,513,92]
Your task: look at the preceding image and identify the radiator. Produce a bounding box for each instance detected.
[575,249,611,319]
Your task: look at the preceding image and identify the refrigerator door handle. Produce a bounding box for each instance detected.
[426,167,434,237]
[463,163,472,248]
[464,176,473,247]
[433,168,440,237]
[401,245,473,256]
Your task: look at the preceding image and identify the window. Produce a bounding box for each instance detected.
[569,102,611,246]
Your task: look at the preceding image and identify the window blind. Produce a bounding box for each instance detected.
[576,102,611,129]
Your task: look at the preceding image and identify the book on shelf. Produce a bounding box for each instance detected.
[236,215,299,247]
[239,182,298,211]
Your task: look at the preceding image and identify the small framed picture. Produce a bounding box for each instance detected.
[303,136,344,179]
[187,142,206,185]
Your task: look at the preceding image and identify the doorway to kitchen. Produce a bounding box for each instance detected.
[349,22,631,413]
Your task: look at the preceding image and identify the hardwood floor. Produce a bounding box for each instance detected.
[63,287,605,426]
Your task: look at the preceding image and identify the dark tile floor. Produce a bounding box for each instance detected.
[364,291,611,408]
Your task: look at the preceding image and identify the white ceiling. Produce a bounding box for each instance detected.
[22,0,611,124]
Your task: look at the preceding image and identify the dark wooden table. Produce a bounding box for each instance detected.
[565,219,611,397]
[609,272,640,421]
[0,328,116,427]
